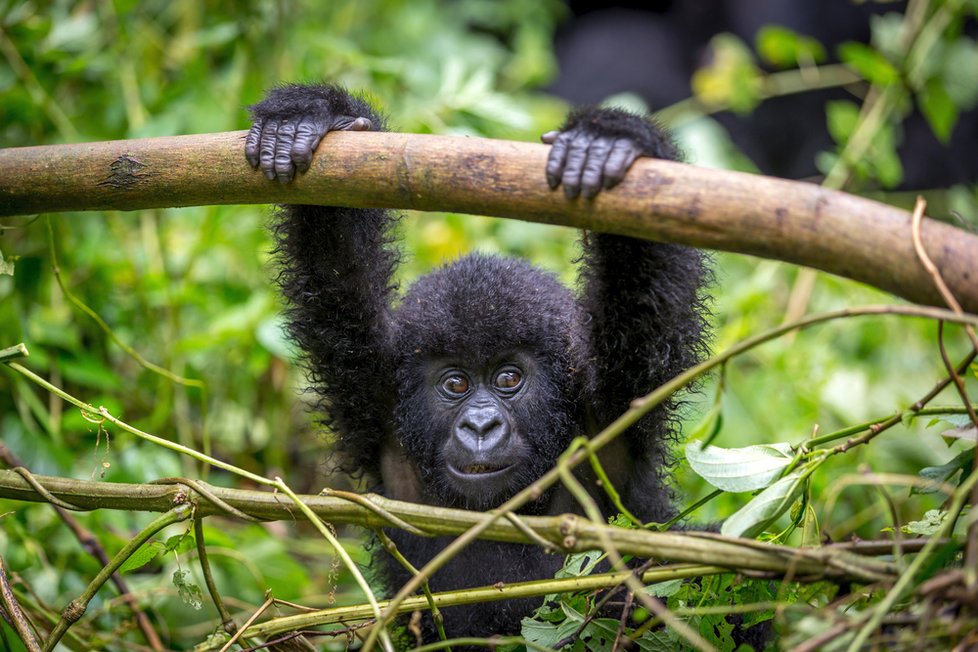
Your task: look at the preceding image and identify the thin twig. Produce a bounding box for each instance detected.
[910,195,978,588]
[0,556,42,652]
[218,595,274,652]
[375,530,451,647]
[194,515,241,639]
[0,445,164,651]
[42,505,193,652]
[323,488,426,536]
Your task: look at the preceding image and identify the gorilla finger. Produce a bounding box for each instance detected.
[292,117,326,173]
[580,136,614,199]
[258,121,281,181]
[545,131,574,189]
[350,116,373,131]
[273,120,299,183]
[245,122,263,168]
[332,114,373,131]
[603,139,642,189]
[540,130,560,145]
[560,131,596,199]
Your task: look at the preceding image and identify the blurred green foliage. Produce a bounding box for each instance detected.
[1,0,977,649]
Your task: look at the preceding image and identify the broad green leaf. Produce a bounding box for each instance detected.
[903,509,947,536]
[721,472,807,538]
[915,449,974,494]
[120,541,166,573]
[556,549,602,579]
[686,440,794,492]
[521,603,584,648]
[919,80,957,143]
[644,578,683,598]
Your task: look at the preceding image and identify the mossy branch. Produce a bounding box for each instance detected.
[1,131,976,312]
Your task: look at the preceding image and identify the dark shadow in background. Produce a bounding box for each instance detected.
[548,0,977,188]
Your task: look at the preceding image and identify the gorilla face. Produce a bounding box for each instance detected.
[437,360,531,502]
[396,350,578,511]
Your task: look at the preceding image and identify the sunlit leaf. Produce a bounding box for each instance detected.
[691,34,763,114]
[721,472,807,538]
[172,569,203,610]
[902,509,947,536]
[756,26,826,68]
[686,440,794,492]
[941,425,978,442]
[0,250,14,276]
[838,42,900,86]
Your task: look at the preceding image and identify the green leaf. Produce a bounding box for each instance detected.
[0,250,14,276]
[928,414,976,429]
[556,549,603,579]
[825,100,860,146]
[582,618,624,652]
[756,25,826,68]
[918,80,958,143]
[522,603,584,648]
[915,449,974,494]
[644,578,684,598]
[942,38,978,108]
[120,541,166,573]
[686,440,794,492]
[165,532,195,555]
[838,41,899,86]
[172,569,203,610]
[902,509,947,536]
[721,472,807,538]
[941,425,978,442]
[691,34,763,114]
[634,629,681,652]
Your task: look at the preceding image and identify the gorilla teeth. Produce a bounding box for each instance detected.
[464,464,501,474]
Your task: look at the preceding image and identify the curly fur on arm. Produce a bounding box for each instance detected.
[569,108,712,519]
[251,84,401,475]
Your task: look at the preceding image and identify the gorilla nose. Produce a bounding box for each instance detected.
[455,406,510,453]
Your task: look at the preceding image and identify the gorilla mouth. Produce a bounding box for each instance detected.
[460,463,507,475]
[448,461,514,479]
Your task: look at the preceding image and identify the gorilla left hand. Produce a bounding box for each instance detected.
[245,86,373,183]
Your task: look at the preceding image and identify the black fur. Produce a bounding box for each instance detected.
[248,83,711,639]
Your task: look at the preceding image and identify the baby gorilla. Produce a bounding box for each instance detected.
[247,83,710,639]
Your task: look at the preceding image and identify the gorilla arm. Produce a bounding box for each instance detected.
[247,84,401,476]
[547,107,712,523]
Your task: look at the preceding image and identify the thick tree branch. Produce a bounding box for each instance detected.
[0,468,909,583]
[0,130,976,312]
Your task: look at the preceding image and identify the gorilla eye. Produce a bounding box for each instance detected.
[493,369,523,391]
[440,374,470,396]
